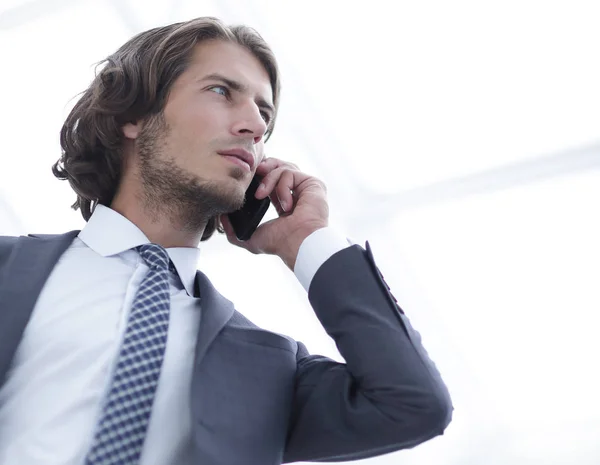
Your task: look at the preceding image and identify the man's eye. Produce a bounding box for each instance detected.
[209,85,228,96]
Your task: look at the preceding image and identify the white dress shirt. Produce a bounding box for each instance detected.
[0,205,350,465]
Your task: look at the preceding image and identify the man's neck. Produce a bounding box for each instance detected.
[109,199,206,249]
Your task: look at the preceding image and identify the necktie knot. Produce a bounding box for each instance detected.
[138,243,170,271]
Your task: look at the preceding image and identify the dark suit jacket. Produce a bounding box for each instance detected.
[0,231,452,464]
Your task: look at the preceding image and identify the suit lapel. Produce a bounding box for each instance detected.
[0,231,79,382]
[193,270,235,363]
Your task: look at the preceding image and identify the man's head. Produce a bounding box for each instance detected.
[53,17,281,241]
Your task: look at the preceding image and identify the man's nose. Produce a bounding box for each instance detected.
[231,104,268,144]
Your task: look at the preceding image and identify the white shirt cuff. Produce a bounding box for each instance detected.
[294,227,353,291]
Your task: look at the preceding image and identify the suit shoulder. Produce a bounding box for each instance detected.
[0,235,19,245]
[0,230,80,270]
[0,235,19,266]
[227,310,300,354]
[229,309,261,329]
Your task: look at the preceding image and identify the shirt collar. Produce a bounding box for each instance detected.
[78,204,201,297]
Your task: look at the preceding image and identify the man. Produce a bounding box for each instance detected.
[0,16,452,465]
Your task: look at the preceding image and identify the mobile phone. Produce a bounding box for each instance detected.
[228,175,271,241]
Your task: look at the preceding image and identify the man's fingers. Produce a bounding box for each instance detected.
[260,157,299,170]
[261,169,288,213]
[256,157,299,177]
[275,170,295,212]
[219,215,239,243]
[269,191,286,217]
[220,214,253,248]
[220,214,264,252]
[257,166,288,196]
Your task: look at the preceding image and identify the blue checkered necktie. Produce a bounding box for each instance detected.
[85,243,172,465]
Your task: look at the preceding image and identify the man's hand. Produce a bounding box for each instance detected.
[220,157,329,271]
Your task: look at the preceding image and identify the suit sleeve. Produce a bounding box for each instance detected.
[283,242,453,463]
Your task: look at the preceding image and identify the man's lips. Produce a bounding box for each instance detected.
[217,149,255,171]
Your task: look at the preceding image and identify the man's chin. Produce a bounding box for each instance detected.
[223,169,252,209]
[223,193,245,214]
[207,179,247,214]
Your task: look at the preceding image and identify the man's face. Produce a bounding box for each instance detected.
[133,39,274,224]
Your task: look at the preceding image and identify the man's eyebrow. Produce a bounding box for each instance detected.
[199,73,275,115]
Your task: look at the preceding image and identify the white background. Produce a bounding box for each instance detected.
[1,1,599,464]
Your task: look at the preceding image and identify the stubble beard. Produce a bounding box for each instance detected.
[136,115,247,233]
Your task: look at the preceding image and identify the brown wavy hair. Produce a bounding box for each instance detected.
[52,17,281,241]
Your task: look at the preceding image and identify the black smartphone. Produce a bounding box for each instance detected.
[228,175,271,241]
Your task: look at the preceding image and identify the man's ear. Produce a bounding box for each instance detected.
[122,122,141,140]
